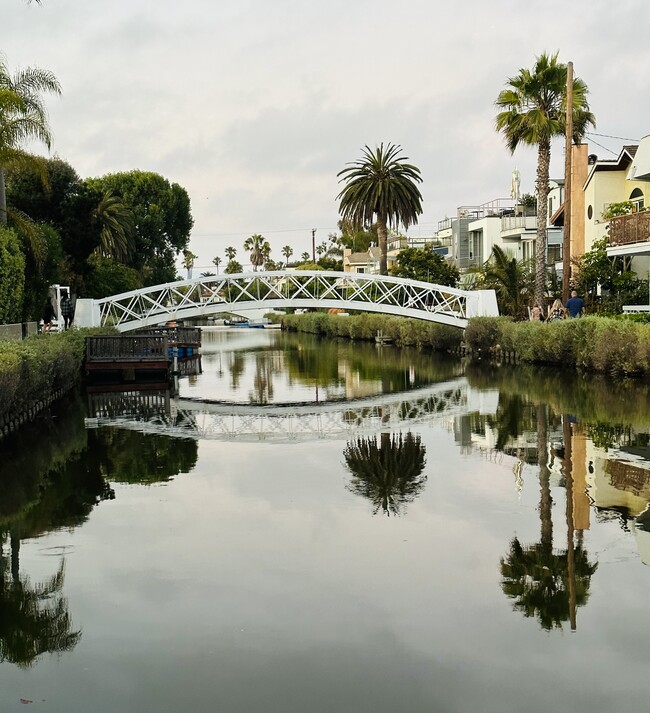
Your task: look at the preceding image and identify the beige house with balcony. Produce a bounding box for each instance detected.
[602,136,650,309]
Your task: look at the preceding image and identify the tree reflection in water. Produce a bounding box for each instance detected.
[500,405,597,630]
[344,432,427,516]
[0,533,80,668]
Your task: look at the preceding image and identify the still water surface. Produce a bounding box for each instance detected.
[1,328,650,712]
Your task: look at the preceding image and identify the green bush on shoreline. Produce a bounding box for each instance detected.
[280,312,463,351]
[279,312,650,376]
[464,316,650,375]
[0,329,110,428]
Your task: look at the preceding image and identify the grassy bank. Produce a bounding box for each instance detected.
[279,312,650,376]
[280,312,463,351]
[465,316,650,376]
[0,329,108,433]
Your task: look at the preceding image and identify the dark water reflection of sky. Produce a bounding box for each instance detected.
[1,329,649,713]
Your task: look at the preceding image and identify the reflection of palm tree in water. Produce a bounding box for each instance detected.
[248,352,283,404]
[500,405,597,630]
[344,432,427,515]
[0,532,81,667]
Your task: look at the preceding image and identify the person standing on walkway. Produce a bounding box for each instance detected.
[42,297,55,332]
[60,291,74,329]
[549,299,565,321]
[565,290,585,318]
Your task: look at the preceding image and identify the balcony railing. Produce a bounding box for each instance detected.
[609,211,650,246]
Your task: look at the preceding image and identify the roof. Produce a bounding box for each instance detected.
[627,135,650,181]
[584,144,639,190]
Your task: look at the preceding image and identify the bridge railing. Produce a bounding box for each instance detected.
[84,271,498,331]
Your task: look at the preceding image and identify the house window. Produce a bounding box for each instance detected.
[630,188,644,213]
[357,268,365,274]
[547,245,562,264]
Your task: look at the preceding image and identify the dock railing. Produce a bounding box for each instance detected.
[86,335,169,362]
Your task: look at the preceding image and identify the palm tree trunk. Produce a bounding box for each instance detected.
[377,213,388,275]
[0,166,7,226]
[534,138,551,306]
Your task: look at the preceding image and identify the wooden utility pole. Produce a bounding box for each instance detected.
[311,228,316,262]
[562,61,574,302]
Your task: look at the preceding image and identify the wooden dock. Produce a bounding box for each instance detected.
[85,328,202,385]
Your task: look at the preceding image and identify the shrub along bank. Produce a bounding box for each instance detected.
[0,329,108,435]
[280,312,463,351]
[279,312,650,376]
[464,316,650,376]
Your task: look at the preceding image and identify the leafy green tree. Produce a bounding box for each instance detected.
[337,143,423,275]
[0,226,25,323]
[344,432,427,516]
[84,255,142,298]
[495,53,595,305]
[573,237,648,311]
[391,245,460,286]
[483,245,533,318]
[0,55,62,227]
[21,222,65,321]
[243,233,270,271]
[85,171,193,285]
[5,156,80,229]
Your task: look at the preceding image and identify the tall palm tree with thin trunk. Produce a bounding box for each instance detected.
[243,233,270,272]
[0,55,61,227]
[337,143,423,275]
[281,245,293,267]
[224,246,237,262]
[495,53,595,306]
[212,256,222,273]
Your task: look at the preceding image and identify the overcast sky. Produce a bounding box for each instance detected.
[4,0,650,273]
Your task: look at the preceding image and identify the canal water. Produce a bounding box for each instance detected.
[1,328,649,713]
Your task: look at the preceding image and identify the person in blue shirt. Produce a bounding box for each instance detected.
[565,290,585,318]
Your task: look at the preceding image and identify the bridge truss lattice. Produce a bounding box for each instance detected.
[89,271,498,331]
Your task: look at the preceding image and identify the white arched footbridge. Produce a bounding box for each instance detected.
[75,271,498,332]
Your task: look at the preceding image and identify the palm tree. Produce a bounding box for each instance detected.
[483,245,533,318]
[243,233,270,272]
[281,245,293,266]
[0,55,62,226]
[300,252,310,262]
[182,249,197,278]
[91,191,135,262]
[495,53,595,305]
[344,432,427,516]
[224,246,237,262]
[337,143,423,275]
[212,256,222,273]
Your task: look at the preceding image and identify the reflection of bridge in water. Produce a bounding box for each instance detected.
[85,378,498,443]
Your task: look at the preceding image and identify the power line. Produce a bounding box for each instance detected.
[585,131,640,142]
[586,137,618,157]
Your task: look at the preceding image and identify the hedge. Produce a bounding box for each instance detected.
[464,316,650,376]
[0,328,110,431]
[280,312,463,351]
